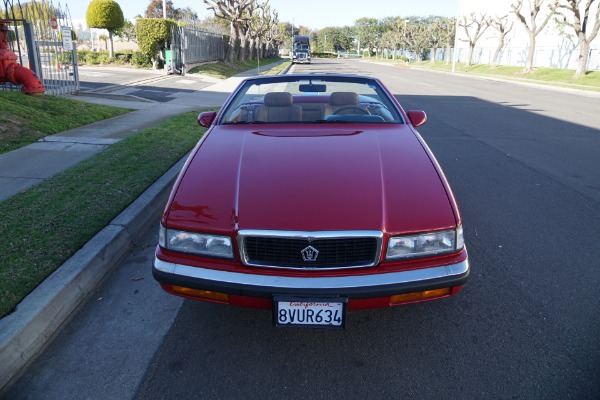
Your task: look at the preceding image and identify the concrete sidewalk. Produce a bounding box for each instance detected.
[0,69,254,202]
[0,62,288,393]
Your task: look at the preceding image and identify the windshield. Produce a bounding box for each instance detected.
[220,76,404,125]
[294,43,309,51]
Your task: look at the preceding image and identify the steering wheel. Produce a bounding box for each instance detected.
[332,105,371,115]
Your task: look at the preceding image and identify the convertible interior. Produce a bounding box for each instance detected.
[224,91,399,124]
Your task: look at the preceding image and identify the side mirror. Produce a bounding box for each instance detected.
[406,110,427,127]
[197,111,217,128]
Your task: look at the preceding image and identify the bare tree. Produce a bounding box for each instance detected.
[511,0,559,72]
[403,18,432,62]
[247,2,272,60]
[204,0,256,62]
[263,13,283,58]
[443,17,456,65]
[555,0,600,77]
[459,13,490,66]
[489,14,514,68]
[428,18,445,62]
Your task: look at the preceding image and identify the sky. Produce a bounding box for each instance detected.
[65,0,459,29]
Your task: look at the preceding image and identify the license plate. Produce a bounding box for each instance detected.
[273,296,347,329]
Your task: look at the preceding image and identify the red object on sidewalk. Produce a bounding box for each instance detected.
[0,19,45,95]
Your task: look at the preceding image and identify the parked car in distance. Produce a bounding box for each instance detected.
[153,74,469,329]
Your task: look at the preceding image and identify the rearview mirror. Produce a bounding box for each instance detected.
[197,111,217,128]
[407,110,427,127]
[299,83,326,93]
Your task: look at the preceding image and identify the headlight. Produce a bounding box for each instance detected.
[159,225,234,259]
[386,227,464,260]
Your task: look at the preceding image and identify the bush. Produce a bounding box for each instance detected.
[130,51,153,67]
[114,51,133,65]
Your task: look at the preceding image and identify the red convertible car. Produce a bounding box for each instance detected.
[153,74,469,328]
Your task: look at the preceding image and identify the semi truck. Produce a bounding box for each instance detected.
[292,35,311,64]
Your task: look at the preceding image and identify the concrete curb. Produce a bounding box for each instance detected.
[0,157,186,392]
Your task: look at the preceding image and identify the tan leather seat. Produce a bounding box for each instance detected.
[255,92,302,122]
[322,92,366,117]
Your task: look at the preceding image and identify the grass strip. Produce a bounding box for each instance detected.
[0,111,206,318]
[407,61,600,91]
[187,57,285,79]
[0,91,131,154]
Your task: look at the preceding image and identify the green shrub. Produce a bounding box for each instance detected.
[130,51,152,67]
[136,18,176,68]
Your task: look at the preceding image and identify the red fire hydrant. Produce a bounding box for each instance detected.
[0,19,45,95]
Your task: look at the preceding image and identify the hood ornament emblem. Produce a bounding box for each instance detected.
[301,245,319,262]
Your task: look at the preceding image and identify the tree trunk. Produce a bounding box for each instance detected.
[108,31,114,59]
[431,47,437,63]
[238,24,247,62]
[226,23,236,62]
[575,34,590,78]
[248,37,255,61]
[524,32,536,72]
[466,43,475,66]
[491,37,504,68]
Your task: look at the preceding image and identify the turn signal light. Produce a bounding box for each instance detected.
[390,287,451,304]
[170,286,229,303]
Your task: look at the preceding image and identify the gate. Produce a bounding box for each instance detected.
[1,0,78,95]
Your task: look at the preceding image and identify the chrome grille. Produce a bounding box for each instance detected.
[238,230,383,270]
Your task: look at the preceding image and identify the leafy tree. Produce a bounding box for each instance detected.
[115,19,136,42]
[555,0,600,77]
[355,18,381,57]
[135,18,176,69]
[511,0,559,72]
[98,33,108,50]
[196,15,229,34]
[7,1,55,22]
[442,17,456,64]
[176,7,199,22]
[403,18,432,61]
[145,0,175,19]
[86,0,125,58]
[317,26,353,52]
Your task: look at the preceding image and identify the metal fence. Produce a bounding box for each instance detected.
[432,45,600,71]
[1,0,79,95]
[168,25,227,74]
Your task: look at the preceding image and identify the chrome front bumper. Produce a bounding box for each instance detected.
[153,257,469,299]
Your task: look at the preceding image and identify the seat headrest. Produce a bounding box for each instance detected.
[330,92,359,106]
[264,92,294,107]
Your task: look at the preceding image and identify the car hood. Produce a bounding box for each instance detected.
[166,125,456,234]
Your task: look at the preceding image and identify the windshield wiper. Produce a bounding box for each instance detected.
[224,121,266,125]
[314,119,351,123]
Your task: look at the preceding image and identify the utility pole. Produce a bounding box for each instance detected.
[162,0,167,19]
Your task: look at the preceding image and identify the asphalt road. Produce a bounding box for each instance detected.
[78,66,213,102]
[6,59,600,399]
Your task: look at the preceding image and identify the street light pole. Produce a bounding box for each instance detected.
[163,0,167,19]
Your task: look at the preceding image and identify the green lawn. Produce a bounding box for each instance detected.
[187,57,289,79]
[0,56,294,319]
[0,111,207,318]
[410,61,600,91]
[0,91,131,154]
